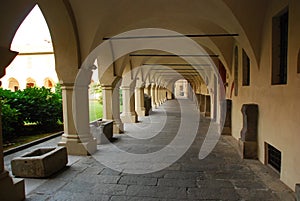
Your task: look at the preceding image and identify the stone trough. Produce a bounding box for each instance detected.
[90,119,113,144]
[11,146,68,178]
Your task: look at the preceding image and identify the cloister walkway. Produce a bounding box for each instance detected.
[4,99,295,201]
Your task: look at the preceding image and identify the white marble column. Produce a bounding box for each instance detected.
[120,86,137,123]
[58,83,97,155]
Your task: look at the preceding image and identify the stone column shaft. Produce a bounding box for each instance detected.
[135,87,146,117]
[151,84,157,108]
[167,89,173,100]
[155,86,160,107]
[58,84,97,155]
[120,86,137,123]
[102,85,123,133]
[0,48,25,201]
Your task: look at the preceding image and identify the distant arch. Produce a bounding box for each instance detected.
[8,77,20,91]
[44,77,55,88]
[26,77,36,88]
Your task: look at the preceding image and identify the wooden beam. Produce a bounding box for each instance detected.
[130,54,219,57]
[103,33,239,40]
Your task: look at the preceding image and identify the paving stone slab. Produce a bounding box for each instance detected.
[119,175,157,186]
[158,178,196,187]
[126,185,187,199]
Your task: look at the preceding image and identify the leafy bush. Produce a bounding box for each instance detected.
[1,101,20,141]
[0,87,63,141]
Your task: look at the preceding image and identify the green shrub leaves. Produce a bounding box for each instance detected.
[0,86,63,141]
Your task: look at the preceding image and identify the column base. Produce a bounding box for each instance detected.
[0,171,25,201]
[238,139,257,159]
[113,121,124,134]
[120,112,137,123]
[58,135,97,155]
[205,112,211,117]
[136,107,146,117]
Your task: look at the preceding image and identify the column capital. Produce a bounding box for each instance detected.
[101,85,113,90]
[120,86,131,90]
[60,83,75,90]
[135,86,145,90]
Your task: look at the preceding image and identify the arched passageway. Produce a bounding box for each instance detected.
[1,1,300,200]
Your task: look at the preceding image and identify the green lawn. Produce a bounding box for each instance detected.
[89,100,103,121]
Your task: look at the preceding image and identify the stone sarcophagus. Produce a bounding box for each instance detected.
[11,146,68,178]
[238,104,258,159]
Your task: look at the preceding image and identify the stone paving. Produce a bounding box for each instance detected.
[4,99,296,201]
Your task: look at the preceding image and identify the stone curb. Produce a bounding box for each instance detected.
[3,131,63,156]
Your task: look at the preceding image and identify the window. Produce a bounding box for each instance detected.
[272,8,289,85]
[242,49,250,86]
[266,143,281,173]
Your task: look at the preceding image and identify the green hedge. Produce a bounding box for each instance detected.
[0,86,63,141]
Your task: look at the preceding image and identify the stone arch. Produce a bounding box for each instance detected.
[37,1,81,84]
[8,77,20,91]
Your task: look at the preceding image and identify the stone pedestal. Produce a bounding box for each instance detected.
[239,104,258,159]
[144,94,152,116]
[238,140,258,159]
[200,94,205,113]
[205,95,211,117]
[222,99,232,135]
[196,94,201,111]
